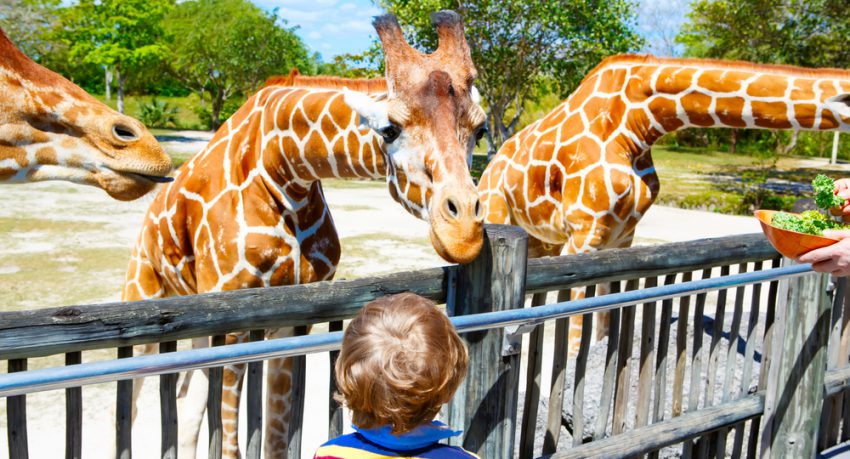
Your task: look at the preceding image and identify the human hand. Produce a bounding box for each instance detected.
[798,229,850,276]
[834,179,850,217]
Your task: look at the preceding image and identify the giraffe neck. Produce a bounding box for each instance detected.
[599,56,850,149]
[188,86,387,200]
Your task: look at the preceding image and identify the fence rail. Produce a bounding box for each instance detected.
[3,228,850,459]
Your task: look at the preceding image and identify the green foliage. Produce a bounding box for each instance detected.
[771,210,849,236]
[138,98,178,128]
[59,0,172,72]
[813,174,846,210]
[378,1,643,152]
[163,0,311,129]
[194,97,245,131]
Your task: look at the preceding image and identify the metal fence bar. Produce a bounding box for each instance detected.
[0,264,815,398]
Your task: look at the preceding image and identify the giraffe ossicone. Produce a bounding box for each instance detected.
[122,10,486,458]
[0,27,172,200]
[480,54,850,352]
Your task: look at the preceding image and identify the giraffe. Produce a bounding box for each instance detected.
[479,54,850,351]
[122,11,486,458]
[0,27,172,200]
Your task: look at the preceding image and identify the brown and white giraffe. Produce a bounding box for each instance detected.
[123,11,486,458]
[0,27,172,200]
[480,54,850,350]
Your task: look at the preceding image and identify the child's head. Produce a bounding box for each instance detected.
[335,292,468,434]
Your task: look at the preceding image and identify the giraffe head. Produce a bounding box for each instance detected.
[344,11,487,264]
[0,28,172,200]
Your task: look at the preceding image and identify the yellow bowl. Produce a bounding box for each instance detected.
[755,209,839,259]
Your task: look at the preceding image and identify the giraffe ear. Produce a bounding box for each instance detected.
[343,87,390,131]
[826,94,850,119]
[470,86,481,105]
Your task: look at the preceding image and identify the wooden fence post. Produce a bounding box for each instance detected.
[446,224,528,458]
[760,258,831,458]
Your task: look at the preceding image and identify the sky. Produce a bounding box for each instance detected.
[263,0,692,61]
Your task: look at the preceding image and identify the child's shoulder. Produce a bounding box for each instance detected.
[314,433,479,459]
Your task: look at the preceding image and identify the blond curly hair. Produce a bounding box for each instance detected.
[334,292,469,434]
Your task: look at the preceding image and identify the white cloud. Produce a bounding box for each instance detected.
[256,0,384,59]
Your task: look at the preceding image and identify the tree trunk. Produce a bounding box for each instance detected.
[777,130,799,156]
[116,66,126,114]
[730,128,738,154]
[211,90,224,131]
[486,104,510,160]
[199,87,205,111]
[105,67,112,101]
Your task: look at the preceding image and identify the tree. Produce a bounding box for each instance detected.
[164,0,311,130]
[678,0,850,154]
[59,0,173,113]
[377,0,643,155]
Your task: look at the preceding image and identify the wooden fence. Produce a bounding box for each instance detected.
[2,225,849,458]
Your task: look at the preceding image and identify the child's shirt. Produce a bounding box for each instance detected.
[313,421,479,459]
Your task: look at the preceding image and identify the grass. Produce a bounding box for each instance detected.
[651,145,847,214]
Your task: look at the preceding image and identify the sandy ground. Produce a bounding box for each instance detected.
[0,131,766,458]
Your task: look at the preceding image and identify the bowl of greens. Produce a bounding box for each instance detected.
[756,175,848,258]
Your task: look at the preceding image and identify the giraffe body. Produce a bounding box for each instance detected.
[480,54,850,349]
[0,28,171,200]
[124,11,486,458]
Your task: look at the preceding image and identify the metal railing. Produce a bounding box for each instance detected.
[0,263,813,397]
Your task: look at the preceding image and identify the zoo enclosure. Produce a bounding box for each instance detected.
[2,226,850,458]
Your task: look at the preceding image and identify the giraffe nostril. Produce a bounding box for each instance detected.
[474,199,482,219]
[112,124,139,142]
[445,198,459,219]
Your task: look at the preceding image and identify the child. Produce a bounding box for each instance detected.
[314,292,478,459]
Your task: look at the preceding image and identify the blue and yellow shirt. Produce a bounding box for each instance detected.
[313,421,479,459]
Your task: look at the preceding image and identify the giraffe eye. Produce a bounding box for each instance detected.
[474,125,488,145]
[378,124,401,144]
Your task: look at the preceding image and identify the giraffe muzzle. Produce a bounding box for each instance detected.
[428,188,484,264]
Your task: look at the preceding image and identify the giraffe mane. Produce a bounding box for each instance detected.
[587,54,850,84]
[263,69,388,94]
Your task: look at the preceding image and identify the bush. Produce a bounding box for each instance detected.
[194,97,245,130]
[138,98,179,128]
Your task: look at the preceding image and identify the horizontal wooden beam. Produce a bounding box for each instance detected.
[0,234,777,360]
[0,266,451,359]
[545,394,765,459]
[525,233,777,293]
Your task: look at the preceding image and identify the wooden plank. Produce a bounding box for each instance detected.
[706,265,732,407]
[747,258,781,459]
[0,235,777,360]
[820,277,847,450]
[116,346,133,459]
[572,286,596,448]
[159,341,178,459]
[543,289,571,455]
[446,224,528,458]
[286,325,308,459]
[652,274,677,421]
[525,234,776,294]
[760,260,831,458]
[520,291,548,459]
[635,276,658,430]
[246,329,264,459]
[594,281,622,440]
[65,351,82,459]
[737,262,764,459]
[840,279,850,443]
[726,263,749,457]
[328,320,344,438]
[550,394,765,459]
[208,335,226,459]
[613,279,639,435]
[723,263,748,403]
[672,272,693,419]
[683,269,710,457]
[650,274,678,459]
[7,358,28,459]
